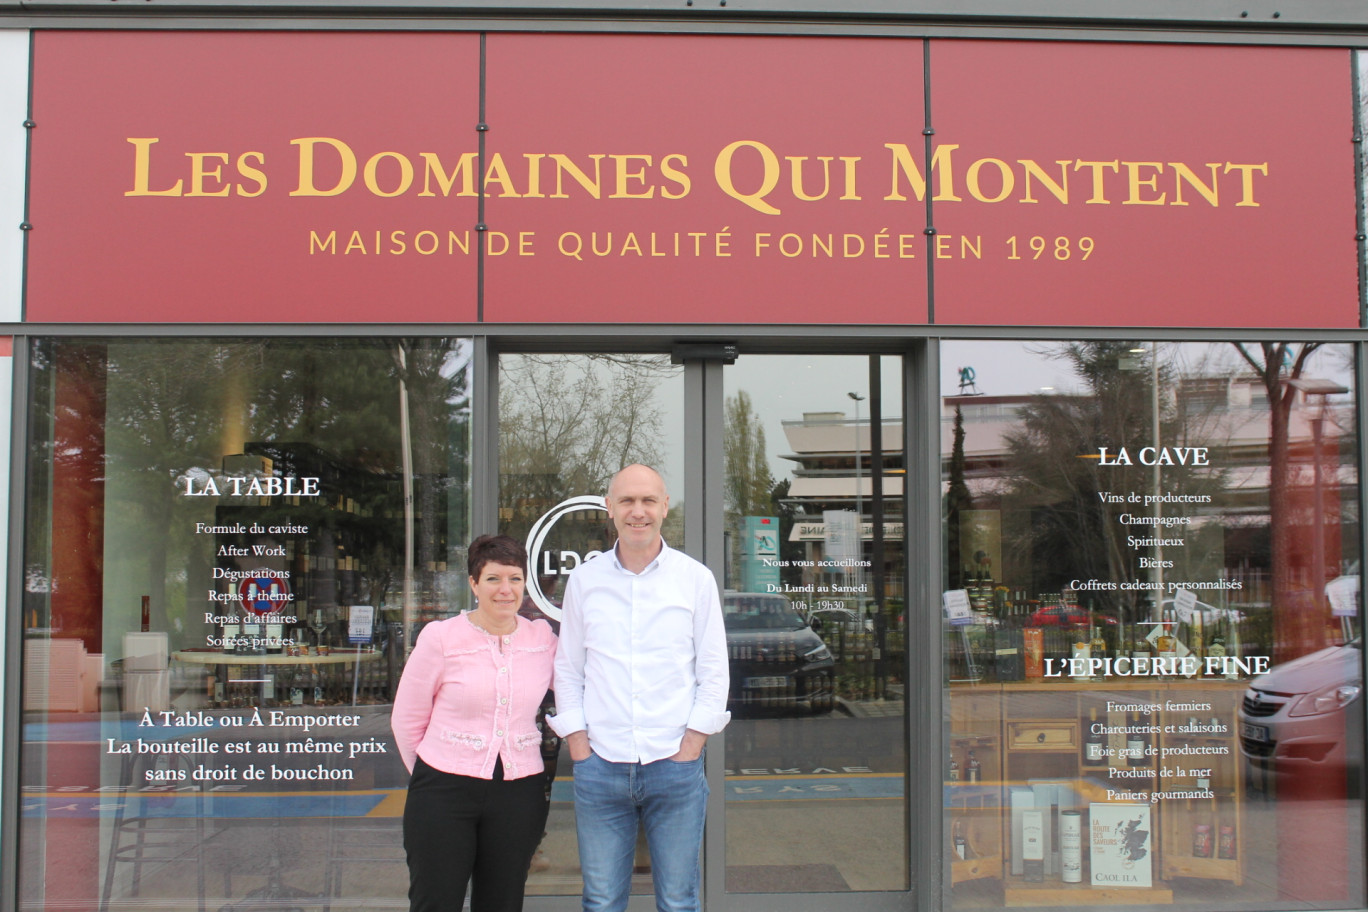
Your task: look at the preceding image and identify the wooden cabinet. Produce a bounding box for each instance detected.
[948,689,1005,885]
[1158,688,1244,885]
[947,679,1247,904]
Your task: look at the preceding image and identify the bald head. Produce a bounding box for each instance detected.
[607,464,668,500]
[605,464,669,558]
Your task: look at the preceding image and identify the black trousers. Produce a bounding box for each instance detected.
[403,756,549,912]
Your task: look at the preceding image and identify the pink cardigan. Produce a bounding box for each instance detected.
[391,612,556,780]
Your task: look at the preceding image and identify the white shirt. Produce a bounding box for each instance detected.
[548,539,731,763]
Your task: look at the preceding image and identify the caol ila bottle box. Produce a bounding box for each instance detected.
[995,628,1024,682]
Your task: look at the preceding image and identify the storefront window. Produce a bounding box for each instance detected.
[20,337,471,910]
[722,354,908,893]
[942,341,1363,910]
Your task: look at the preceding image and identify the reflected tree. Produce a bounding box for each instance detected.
[1232,342,1335,663]
[499,354,677,547]
[945,405,973,591]
[724,390,775,519]
[1001,342,1223,625]
[723,390,776,589]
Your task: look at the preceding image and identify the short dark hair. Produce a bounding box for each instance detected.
[467,534,528,581]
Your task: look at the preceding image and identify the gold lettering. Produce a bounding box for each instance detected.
[1169,162,1220,206]
[419,152,479,197]
[787,156,833,202]
[309,230,336,254]
[1018,160,1070,204]
[235,152,268,198]
[291,138,357,197]
[966,158,1014,203]
[884,143,960,203]
[125,138,183,197]
[523,154,546,199]
[840,157,861,200]
[715,141,781,215]
[660,154,690,199]
[1123,161,1166,205]
[483,153,521,198]
[1073,160,1119,204]
[609,154,654,199]
[363,152,414,198]
[1225,162,1268,207]
[550,154,604,199]
[186,152,230,197]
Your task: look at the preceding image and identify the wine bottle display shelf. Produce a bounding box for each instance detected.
[948,680,1246,902]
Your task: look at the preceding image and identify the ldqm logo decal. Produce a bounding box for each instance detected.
[525,495,608,621]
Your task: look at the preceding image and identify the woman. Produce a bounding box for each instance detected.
[392,534,557,912]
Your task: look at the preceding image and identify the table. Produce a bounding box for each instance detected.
[173,649,384,706]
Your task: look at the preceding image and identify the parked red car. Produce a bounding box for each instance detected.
[1027,604,1119,627]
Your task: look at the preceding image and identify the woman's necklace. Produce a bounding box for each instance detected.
[467,610,517,641]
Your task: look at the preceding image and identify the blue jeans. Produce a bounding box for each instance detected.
[572,751,708,912]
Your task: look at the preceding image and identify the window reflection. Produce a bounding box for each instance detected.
[496,352,686,898]
[21,338,471,911]
[943,341,1362,911]
[723,354,908,893]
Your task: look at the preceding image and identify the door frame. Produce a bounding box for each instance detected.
[484,336,931,912]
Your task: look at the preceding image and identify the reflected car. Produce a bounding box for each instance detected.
[806,606,874,633]
[1239,637,1363,784]
[1027,605,1119,628]
[723,592,836,715]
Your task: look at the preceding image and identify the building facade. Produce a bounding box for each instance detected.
[2,3,1368,912]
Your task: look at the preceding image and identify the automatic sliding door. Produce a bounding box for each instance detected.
[497,352,687,900]
[720,354,910,895]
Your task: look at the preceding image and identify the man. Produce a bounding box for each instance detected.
[548,464,730,912]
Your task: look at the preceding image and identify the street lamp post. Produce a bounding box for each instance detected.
[848,391,866,605]
[842,391,864,527]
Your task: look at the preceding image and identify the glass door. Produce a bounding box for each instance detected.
[497,352,689,900]
[718,354,910,898]
[501,349,913,911]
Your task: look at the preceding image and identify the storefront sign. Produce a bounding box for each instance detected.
[524,494,608,620]
[741,516,781,594]
[25,33,1356,327]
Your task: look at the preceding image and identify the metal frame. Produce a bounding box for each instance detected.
[4,324,1366,341]
[2,15,1367,912]
[6,327,1368,912]
[2,337,29,912]
[471,334,499,535]
[4,0,1368,45]
[908,337,941,912]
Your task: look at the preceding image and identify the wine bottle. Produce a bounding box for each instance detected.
[1089,623,1107,664]
[1060,810,1083,883]
[1156,609,1178,663]
[1127,712,1147,766]
[1083,707,1106,767]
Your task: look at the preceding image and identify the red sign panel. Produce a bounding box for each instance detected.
[482,34,927,324]
[928,40,1357,327]
[28,32,481,323]
[23,32,1359,328]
